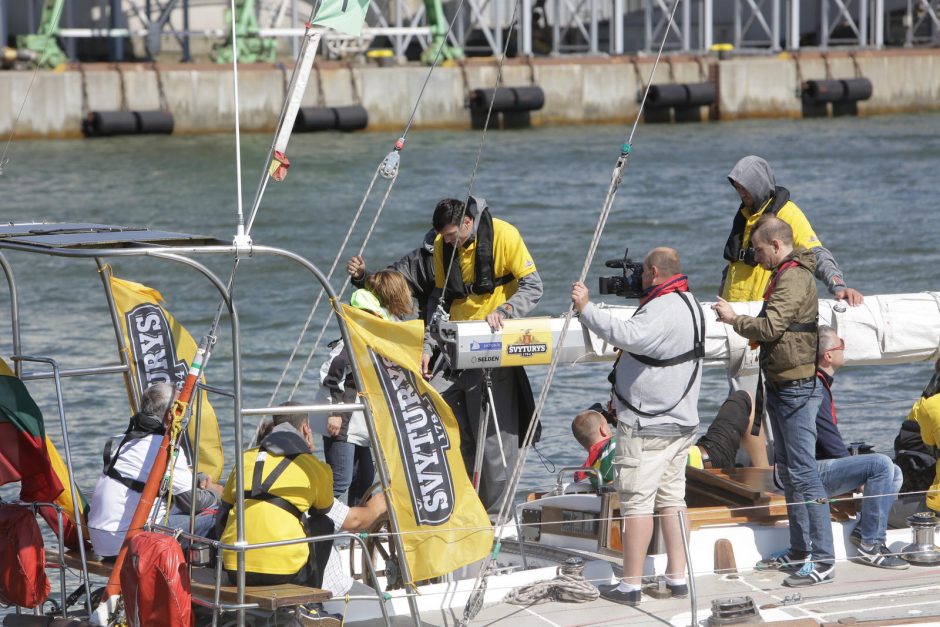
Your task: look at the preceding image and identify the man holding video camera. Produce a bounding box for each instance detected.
[570,247,705,607]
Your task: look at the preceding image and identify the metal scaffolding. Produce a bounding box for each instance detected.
[1,0,937,64]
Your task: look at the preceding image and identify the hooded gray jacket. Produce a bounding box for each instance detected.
[725,155,848,296]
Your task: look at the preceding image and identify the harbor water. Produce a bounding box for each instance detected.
[2,112,939,507]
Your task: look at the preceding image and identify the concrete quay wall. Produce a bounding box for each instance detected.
[2,49,939,138]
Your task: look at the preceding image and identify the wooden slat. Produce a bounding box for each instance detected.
[48,550,331,610]
[189,580,331,611]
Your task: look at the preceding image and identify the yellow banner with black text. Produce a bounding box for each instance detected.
[341,304,493,582]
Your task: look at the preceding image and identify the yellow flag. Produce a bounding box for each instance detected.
[108,275,224,481]
[341,305,493,582]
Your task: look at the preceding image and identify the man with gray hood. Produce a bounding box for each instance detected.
[721,155,863,306]
[422,196,542,513]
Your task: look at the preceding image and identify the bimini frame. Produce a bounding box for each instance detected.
[0,224,419,627]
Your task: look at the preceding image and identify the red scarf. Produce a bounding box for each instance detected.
[639,274,689,307]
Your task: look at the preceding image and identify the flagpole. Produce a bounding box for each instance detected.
[333,305,422,627]
[94,260,141,413]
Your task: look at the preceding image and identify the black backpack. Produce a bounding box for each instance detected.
[894,420,938,493]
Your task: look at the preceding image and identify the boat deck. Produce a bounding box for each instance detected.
[361,556,940,626]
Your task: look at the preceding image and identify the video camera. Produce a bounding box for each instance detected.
[598,248,645,299]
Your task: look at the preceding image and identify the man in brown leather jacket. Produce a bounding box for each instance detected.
[713,215,834,588]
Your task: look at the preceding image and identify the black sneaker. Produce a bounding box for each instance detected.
[850,528,863,547]
[783,562,835,587]
[855,542,910,570]
[665,581,688,598]
[599,584,641,606]
[755,549,810,572]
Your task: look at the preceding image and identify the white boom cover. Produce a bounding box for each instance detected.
[443,293,940,377]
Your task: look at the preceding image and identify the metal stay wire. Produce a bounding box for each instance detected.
[0,0,66,176]
[458,1,684,623]
[286,166,401,400]
[266,0,474,405]
[436,0,522,314]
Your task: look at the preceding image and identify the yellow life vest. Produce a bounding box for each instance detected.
[721,200,822,302]
[220,447,333,575]
[433,218,537,321]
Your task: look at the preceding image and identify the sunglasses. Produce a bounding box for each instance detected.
[829,339,845,352]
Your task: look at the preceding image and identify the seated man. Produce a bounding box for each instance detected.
[757,326,907,572]
[216,404,387,607]
[88,382,222,559]
[900,356,940,511]
[572,390,756,486]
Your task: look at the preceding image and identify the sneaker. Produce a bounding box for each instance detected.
[755,549,810,572]
[855,542,910,570]
[783,561,835,587]
[850,528,863,548]
[297,603,342,627]
[599,584,641,606]
[665,581,688,598]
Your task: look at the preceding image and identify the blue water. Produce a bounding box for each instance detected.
[2,112,939,505]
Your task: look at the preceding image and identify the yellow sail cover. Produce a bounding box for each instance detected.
[108,275,224,481]
[341,304,493,582]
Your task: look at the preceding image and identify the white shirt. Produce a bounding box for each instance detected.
[88,434,194,557]
[323,500,354,596]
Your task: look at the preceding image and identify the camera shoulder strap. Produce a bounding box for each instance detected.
[610,292,705,418]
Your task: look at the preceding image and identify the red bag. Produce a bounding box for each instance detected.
[0,503,50,608]
[120,532,193,627]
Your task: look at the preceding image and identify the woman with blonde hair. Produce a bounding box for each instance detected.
[316,269,411,504]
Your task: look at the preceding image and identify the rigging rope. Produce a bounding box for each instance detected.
[266,0,476,404]
[457,1,684,624]
[503,560,600,605]
[436,0,523,316]
[288,165,401,400]
[267,160,390,405]
[0,0,65,176]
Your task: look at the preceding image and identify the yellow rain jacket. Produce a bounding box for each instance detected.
[908,394,940,512]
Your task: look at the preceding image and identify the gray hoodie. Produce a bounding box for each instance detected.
[727,156,849,296]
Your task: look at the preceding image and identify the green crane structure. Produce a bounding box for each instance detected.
[212,0,278,64]
[16,0,67,69]
[421,0,463,64]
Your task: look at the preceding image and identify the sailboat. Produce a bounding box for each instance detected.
[2,1,939,626]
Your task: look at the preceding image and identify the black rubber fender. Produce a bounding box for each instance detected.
[684,82,716,106]
[134,110,174,134]
[470,87,517,113]
[334,105,369,132]
[647,84,689,108]
[841,78,873,101]
[803,79,846,103]
[512,86,545,111]
[83,111,138,137]
[294,106,338,132]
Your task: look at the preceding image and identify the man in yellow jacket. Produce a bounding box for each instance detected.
[906,359,940,513]
[721,155,864,305]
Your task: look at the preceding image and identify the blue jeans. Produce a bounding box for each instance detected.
[787,454,902,549]
[166,509,218,548]
[767,378,834,564]
[323,437,375,505]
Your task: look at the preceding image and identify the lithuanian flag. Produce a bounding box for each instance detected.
[0,358,88,547]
